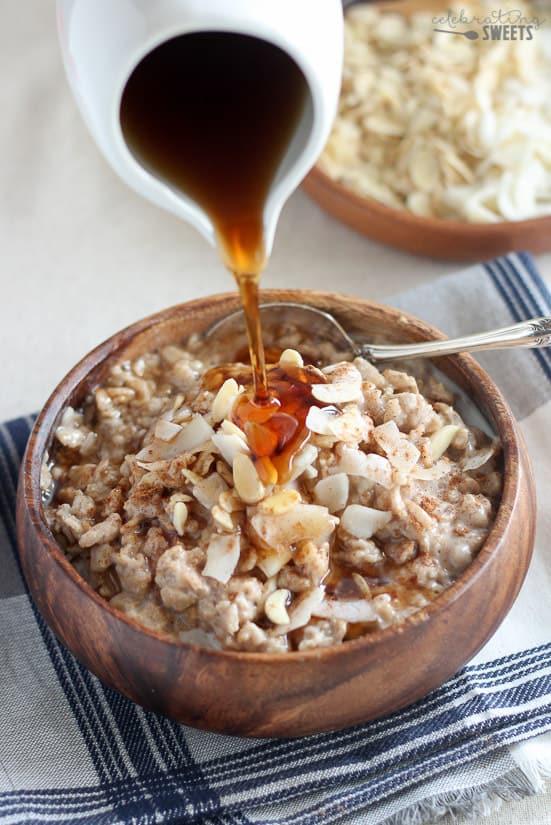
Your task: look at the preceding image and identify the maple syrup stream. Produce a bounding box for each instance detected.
[120,31,317,481]
[118,32,427,621]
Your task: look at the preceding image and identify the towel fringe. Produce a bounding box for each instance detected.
[381,760,551,825]
[509,736,551,793]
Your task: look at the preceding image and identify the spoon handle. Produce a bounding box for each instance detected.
[362,317,551,361]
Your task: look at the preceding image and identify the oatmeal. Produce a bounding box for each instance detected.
[43,333,502,653]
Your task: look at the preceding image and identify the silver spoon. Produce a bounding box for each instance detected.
[204,302,551,362]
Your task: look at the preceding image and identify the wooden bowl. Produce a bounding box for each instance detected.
[17,291,536,737]
[302,0,551,261]
[303,165,551,262]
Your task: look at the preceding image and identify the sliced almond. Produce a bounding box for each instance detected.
[258,489,301,516]
[203,534,241,584]
[305,406,338,436]
[218,490,245,513]
[314,473,349,513]
[340,504,392,539]
[154,419,183,442]
[332,447,393,488]
[216,460,234,486]
[312,363,363,405]
[365,112,404,137]
[275,586,325,634]
[329,406,372,444]
[174,415,214,452]
[264,589,291,625]
[409,146,440,192]
[362,454,393,488]
[181,469,203,486]
[212,379,240,423]
[313,598,378,623]
[279,349,304,369]
[312,381,362,405]
[331,445,370,476]
[256,547,292,578]
[352,572,371,597]
[233,454,265,504]
[372,421,420,472]
[220,419,247,439]
[461,443,498,471]
[372,420,401,448]
[405,500,436,532]
[136,459,168,471]
[172,406,193,425]
[322,362,359,381]
[251,504,337,554]
[391,440,421,472]
[303,465,318,480]
[193,473,228,510]
[429,425,460,462]
[136,414,214,462]
[172,501,188,536]
[211,504,235,531]
[168,492,192,505]
[288,444,318,482]
[212,432,250,466]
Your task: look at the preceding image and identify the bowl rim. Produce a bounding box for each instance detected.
[307,164,551,235]
[21,289,523,664]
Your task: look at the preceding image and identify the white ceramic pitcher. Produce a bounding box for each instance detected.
[56,0,343,256]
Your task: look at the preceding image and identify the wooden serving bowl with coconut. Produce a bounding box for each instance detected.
[304,0,551,260]
[16,291,535,737]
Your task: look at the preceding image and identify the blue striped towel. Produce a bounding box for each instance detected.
[1,252,550,825]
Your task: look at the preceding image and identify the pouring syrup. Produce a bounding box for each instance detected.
[120,30,319,481]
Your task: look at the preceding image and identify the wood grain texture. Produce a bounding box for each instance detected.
[16,292,536,737]
[303,166,551,262]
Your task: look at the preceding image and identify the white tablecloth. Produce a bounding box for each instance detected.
[2,4,550,822]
